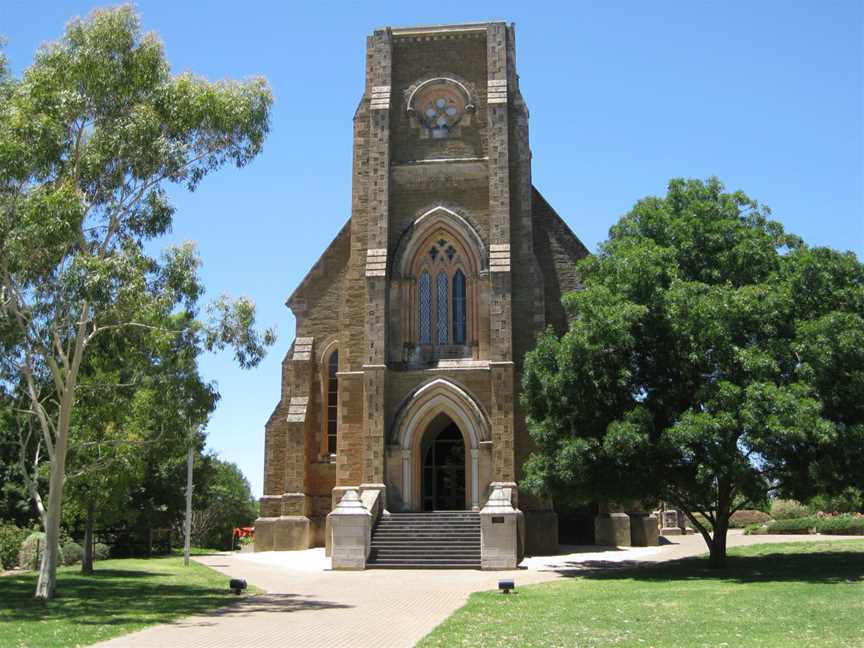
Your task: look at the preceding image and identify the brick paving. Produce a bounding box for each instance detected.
[93,532,859,648]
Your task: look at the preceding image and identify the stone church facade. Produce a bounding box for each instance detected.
[255,21,590,566]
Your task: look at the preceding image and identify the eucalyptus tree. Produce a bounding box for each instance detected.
[521,178,864,568]
[0,7,274,598]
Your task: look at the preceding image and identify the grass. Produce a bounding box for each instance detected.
[419,540,864,648]
[0,556,259,648]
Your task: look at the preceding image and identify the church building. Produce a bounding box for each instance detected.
[255,21,590,568]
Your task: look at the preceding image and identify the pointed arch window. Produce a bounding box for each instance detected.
[325,349,338,455]
[410,232,475,350]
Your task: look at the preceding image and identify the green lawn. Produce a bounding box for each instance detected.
[419,540,864,648]
[0,556,256,648]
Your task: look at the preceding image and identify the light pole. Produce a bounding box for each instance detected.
[183,434,194,567]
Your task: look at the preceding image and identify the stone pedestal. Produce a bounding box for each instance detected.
[480,482,523,570]
[595,512,631,546]
[629,513,660,546]
[326,486,355,557]
[661,509,683,536]
[328,488,372,570]
[253,516,311,552]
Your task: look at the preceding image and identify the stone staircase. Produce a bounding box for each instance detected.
[367,511,481,569]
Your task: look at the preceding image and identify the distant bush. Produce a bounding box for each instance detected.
[770,499,810,520]
[18,532,46,570]
[0,523,28,570]
[94,543,111,561]
[61,542,84,566]
[765,517,818,534]
[815,513,864,536]
[729,510,772,528]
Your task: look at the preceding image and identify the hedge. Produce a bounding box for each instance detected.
[816,515,864,536]
[765,517,819,534]
[746,515,864,536]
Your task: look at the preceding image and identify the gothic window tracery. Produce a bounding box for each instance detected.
[413,234,472,349]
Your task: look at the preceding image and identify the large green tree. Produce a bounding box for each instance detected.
[522,178,864,567]
[0,7,274,598]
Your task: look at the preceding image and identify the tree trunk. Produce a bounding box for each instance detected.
[708,525,728,568]
[707,501,731,569]
[35,427,68,599]
[82,500,95,574]
[35,308,86,600]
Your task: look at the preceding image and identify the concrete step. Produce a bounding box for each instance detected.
[367,511,482,570]
[367,560,480,569]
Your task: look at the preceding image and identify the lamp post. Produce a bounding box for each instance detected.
[183,440,194,567]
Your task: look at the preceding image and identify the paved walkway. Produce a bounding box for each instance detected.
[94,532,858,648]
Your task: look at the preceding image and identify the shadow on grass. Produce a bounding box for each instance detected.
[2,567,350,629]
[553,547,864,585]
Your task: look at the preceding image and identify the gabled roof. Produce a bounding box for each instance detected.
[285,218,351,309]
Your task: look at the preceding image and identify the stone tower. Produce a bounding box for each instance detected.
[255,22,588,563]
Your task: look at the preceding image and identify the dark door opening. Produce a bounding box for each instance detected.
[421,422,466,511]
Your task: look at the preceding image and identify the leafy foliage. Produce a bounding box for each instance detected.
[18,532,46,570]
[521,177,864,566]
[770,499,810,520]
[0,522,27,569]
[0,6,273,598]
[60,542,83,566]
[182,455,258,549]
[93,543,110,561]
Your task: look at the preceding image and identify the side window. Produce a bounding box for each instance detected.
[326,349,338,454]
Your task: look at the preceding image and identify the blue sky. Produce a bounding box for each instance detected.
[2,1,861,496]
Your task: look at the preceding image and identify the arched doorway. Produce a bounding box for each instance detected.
[421,417,466,511]
[395,378,490,511]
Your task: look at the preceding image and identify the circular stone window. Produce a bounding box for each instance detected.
[413,83,467,139]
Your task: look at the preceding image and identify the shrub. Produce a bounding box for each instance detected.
[744,523,769,535]
[815,514,864,536]
[94,542,111,561]
[729,510,772,528]
[765,517,818,534]
[18,532,46,570]
[770,499,810,520]
[61,542,84,566]
[0,523,28,570]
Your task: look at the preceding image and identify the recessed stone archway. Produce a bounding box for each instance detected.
[392,378,490,511]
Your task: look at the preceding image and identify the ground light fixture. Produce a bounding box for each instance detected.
[229,578,247,595]
[498,579,515,594]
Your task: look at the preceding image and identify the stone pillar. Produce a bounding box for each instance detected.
[361,28,392,490]
[480,482,523,570]
[629,512,660,546]
[255,338,315,552]
[329,489,372,570]
[595,504,631,547]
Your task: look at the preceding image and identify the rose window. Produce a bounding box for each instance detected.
[408,79,473,139]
